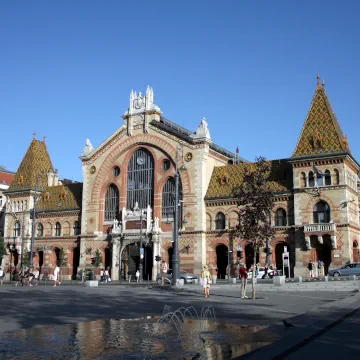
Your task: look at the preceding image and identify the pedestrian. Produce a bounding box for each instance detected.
[201,265,211,298]
[53,264,61,287]
[100,268,104,283]
[15,267,23,287]
[127,270,132,283]
[263,263,269,279]
[104,268,109,284]
[33,268,40,286]
[308,260,313,278]
[318,260,324,277]
[239,263,248,299]
[161,260,168,285]
[136,269,140,283]
[0,267,4,286]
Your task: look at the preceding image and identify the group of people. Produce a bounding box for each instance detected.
[307,260,324,277]
[100,268,110,283]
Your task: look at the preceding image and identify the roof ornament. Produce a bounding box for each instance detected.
[126,86,160,115]
[32,132,36,141]
[322,79,325,88]
[82,138,94,157]
[317,73,321,88]
[43,136,46,143]
[194,117,211,140]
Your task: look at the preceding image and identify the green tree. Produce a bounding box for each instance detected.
[93,250,102,268]
[232,157,276,299]
[22,248,31,268]
[57,248,68,267]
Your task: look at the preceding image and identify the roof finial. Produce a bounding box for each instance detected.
[317,73,321,87]
[32,132,36,142]
[43,136,46,143]
[236,146,239,154]
[322,79,325,88]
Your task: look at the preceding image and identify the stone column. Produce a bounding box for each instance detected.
[318,235,323,244]
[111,236,121,281]
[330,236,337,250]
[152,233,160,280]
[304,236,311,250]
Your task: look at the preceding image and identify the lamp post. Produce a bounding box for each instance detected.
[139,211,144,283]
[171,146,186,285]
[227,248,233,282]
[30,174,43,270]
[7,237,16,283]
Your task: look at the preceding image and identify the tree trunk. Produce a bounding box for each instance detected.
[252,246,256,299]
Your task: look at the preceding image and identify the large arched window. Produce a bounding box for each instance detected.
[275,208,287,226]
[73,221,80,235]
[104,184,119,221]
[325,170,331,185]
[127,148,154,209]
[37,223,43,237]
[215,212,226,230]
[313,201,330,224]
[55,222,61,237]
[13,221,20,237]
[309,171,315,187]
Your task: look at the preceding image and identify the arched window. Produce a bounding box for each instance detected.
[73,221,80,235]
[215,212,226,230]
[275,208,287,226]
[13,221,20,237]
[45,223,52,236]
[309,171,315,187]
[63,221,71,235]
[127,148,154,209]
[325,170,331,185]
[300,172,307,188]
[334,169,340,185]
[317,173,323,186]
[55,222,61,237]
[104,184,119,221]
[313,201,330,224]
[37,223,43,237]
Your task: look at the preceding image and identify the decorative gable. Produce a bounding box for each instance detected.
[292,76,350,157]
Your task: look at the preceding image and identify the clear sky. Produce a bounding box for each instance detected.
[1,1,360,181]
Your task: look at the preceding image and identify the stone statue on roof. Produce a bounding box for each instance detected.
[82,138,94,156]
[195,117,211,140]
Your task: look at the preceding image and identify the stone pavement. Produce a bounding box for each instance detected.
[0,284,351,334]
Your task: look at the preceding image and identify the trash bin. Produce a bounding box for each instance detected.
[212,275,217,285]
[232,277,236,284]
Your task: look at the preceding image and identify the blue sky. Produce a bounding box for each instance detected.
[1,1,360,181]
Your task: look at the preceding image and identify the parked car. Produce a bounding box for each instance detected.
[156,270,199,284]
[328,263,360,277]
[247,267,276,279]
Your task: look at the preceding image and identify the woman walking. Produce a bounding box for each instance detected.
[201,265,211,298]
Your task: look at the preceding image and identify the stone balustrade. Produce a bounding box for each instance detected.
[304,223,336,233]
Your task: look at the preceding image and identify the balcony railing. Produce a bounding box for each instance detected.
[304,223,336,233]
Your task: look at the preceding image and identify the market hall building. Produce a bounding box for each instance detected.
[2,77,360,280]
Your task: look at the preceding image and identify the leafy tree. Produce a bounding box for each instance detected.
[57,248,68,267]
[232,157,276,299]
[22,248,31,268]
[92,250,102,268]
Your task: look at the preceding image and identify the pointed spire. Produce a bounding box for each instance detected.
[236,146,239,154]
[43,136,46,143]
[322,79,325,88]
[32,132,36,142]
[317,73,321,89]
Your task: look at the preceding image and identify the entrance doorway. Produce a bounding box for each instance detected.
[168,247,173,271]
[38,251,44,274]
[315,235,332,275]
[105,248,111,270]
[143,246,153,281]
[216,244,228,279]
[72,247,79,280]
[245,244,259,270]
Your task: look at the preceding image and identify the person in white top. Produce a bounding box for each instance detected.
[33,268,40,286]
[161,261,168,285]
[100,268,104,283]
[136,270,140,283]
[104,268,109,283]
[53,265,61,287]
[0,267,4,286]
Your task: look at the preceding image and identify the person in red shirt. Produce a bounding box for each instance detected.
[239,263,248,299]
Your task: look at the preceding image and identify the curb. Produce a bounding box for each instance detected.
[237,292,360,359]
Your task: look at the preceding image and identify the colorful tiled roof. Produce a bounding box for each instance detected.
[37,182,82,212]
[0,169,15,186]
[292,76,350,157]
[8,139,53,191]
[205,159,293,199]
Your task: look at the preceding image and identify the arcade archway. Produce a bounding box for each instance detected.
[245,243,259,270]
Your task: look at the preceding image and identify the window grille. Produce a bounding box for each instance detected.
[104,184,119,221]
[55,222,61,236]
[127,148,154,209]
[73,221,81,235]
[13,221,20,237]
[275,208,287,226]
[37,223,43,237]
[215,212,226,230]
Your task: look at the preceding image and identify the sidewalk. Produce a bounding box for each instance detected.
[239,292,360,359]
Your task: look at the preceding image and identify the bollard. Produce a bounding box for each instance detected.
[176,279,184,286]
[212,275,217,285]
[232,277,236,284]
[273,276,286,286]
[194,279,198,285]
[324,276,328,282]
[350,275,356,281]
[296,276,302,283]
[199,278,203,287]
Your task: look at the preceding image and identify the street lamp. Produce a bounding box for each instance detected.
[171,146,186,285]
[227,248,233,282]
[30,173,44,269]
[138,211,144,283]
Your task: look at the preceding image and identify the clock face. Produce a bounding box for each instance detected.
[184,152,193,162]
[90,166,96,174]
[137,156,145,166]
